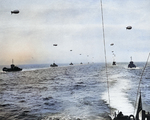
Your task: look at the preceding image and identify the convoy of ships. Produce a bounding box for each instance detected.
[2,58,137,72]
[2,8,149,120]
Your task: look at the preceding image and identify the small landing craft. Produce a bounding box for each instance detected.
[112,61,116,65]
[3,60,22,72]
[112,51,116,65]
[128,57,136,68]
[50,63,58,67]
[69,62,73,65]
[128,61,136,68]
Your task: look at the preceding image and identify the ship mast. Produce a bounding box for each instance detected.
[12,59,14,64]
[130,56,132,61]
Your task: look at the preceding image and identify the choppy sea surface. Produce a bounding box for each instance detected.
[0,62,150,120]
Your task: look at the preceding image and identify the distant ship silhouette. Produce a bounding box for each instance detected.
[3,59,22,72]
[69,62,73,65]
[128,57,136,68]
[112,61,116,65]
[50,63,58,67]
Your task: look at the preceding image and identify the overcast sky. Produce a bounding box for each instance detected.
[0,0,150,65]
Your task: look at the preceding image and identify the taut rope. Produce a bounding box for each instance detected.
[100,0,111,114]
[134,52,150,115]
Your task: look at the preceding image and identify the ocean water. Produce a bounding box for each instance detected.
[0,62,150,120]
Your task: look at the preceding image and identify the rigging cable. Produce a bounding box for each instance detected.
[100,0,111,114]
[134,52,150,115]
